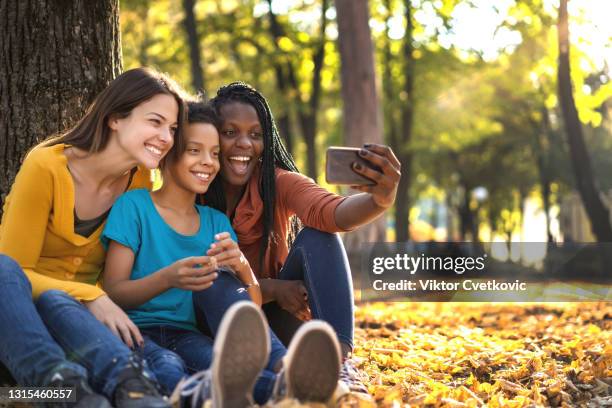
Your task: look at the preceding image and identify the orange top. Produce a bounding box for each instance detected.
[230,166,348,279]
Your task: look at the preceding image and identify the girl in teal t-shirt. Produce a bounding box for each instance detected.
[101,101,286,404]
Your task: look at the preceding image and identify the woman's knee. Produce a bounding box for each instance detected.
[35,290,75,314]
[147,348,186,373]
[295,227,342,248]
[193,269,250,301]
[0,255,31,290]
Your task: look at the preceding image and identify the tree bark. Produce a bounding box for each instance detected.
[335,0,386,245]
[382,0,405,241]
[0,0,122,214]
[394,0,414,242]
[182,0,205,93]
[557,0,612,241]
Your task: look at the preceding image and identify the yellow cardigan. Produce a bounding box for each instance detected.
[0,143,152,301]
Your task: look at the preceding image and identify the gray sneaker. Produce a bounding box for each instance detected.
[333,358,372,403]
[171,301,270,408]
[272,321,341,404]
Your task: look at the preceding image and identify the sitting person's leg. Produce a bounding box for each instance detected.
[264,227,355,357]
[35,289,168,407]
[193,270,286,371]
[174,301,272,406]
[0,255,87,385]
[139,328,189,396]
[192,271,286,404]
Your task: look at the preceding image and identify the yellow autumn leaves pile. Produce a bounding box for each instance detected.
[348,302,611,407]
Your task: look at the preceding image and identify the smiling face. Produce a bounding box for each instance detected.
[165,122,220,194]
[218,102,265,188]
[110,93,179,169]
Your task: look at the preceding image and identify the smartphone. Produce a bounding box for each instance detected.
[325,147,376,186]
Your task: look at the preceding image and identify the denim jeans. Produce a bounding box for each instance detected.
[0,255,87,386]
[34,289,159,398]
[144,270,285,404]
[262,227,355,350]
[139,326,213,396]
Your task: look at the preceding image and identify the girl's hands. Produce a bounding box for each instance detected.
[273,280,312,321]
[207,232,253,282]
[84,295,143,349]
[163,256,218,291]
[351,144,401,209]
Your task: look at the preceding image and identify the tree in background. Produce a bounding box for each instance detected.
[0,0,122,215]
[336,0,387,244]
[182,0,206,93]
[557,0,612,242]
[394,0,414,243]
[267,0,329,180]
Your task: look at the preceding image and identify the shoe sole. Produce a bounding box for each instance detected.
[211,301,270,408]
[284,321,341,403]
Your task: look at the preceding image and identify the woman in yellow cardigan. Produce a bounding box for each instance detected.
[0,68,184,408]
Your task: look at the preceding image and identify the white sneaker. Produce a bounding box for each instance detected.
[272,321,341,404]
[171,301,270,408]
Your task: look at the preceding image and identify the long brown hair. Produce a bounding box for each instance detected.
[45,67,187,163]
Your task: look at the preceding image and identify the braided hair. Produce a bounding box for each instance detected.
[204,82,300,271]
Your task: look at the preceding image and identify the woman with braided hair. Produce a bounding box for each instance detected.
[203,82,401,397]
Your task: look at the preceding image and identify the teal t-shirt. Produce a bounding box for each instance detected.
[101,189,237,332]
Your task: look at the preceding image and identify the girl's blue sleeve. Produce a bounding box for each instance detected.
[101,193,142,253]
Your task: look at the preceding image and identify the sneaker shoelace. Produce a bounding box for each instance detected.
[171,370,212,408]
[339,359,370,395]
[270,367,287,401]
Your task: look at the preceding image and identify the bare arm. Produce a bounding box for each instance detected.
[102,241,171,309]
[102,241,218,309]
[334,144,401,230]
[259,279,277,303]
[207,232,262,306]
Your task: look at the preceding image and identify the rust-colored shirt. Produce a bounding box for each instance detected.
[231,166,348,279]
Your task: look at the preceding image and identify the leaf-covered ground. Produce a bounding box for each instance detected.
[346,302,611,407]
[3,303,610,408]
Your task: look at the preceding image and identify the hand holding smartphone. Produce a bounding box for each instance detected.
[325,146,378,185]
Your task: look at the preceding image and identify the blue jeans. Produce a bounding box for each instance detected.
[263,228,355,350]
[0,255,88,386]
[145,270,286,404]
[34,289,159,398]
[139,326,213,396]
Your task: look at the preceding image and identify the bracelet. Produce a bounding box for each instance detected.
[243,281,259,290]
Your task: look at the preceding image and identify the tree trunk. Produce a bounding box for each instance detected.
[274,65,294,154]
[537,108,554,243]
[394,0,414,242]
[0,0,122,214]
[458,183,476,242]
[267,0,327,180]
[557,0,612,242]
[182,0,205,93]
[300,0,328,181]
[335,0,386,247]
[382,0,405,241]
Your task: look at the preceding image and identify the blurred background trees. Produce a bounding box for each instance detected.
[119,0,612,247]
[3,0,611,250]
